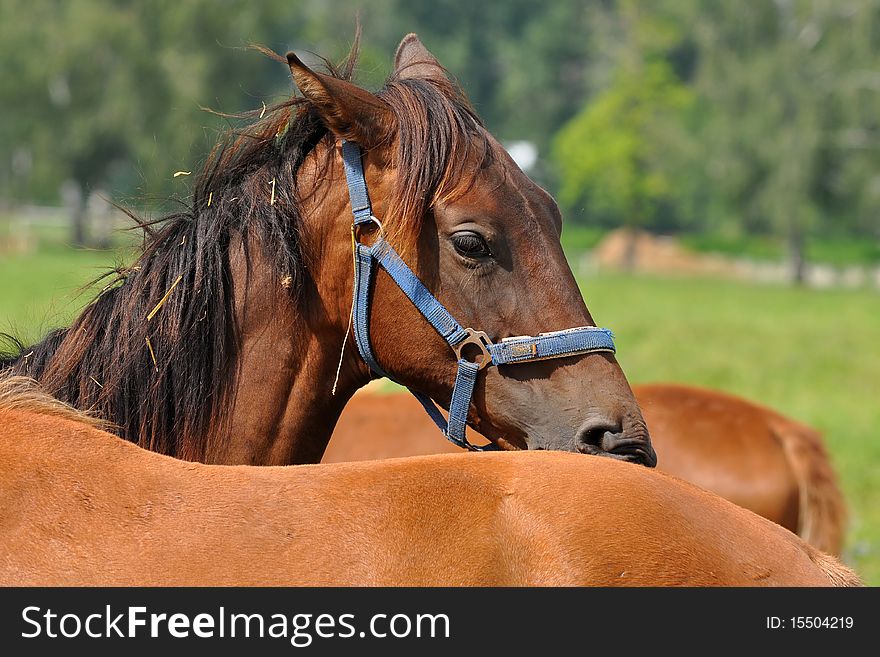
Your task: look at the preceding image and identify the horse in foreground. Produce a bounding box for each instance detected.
[325,383,847,554]
[0,33,654,467]
[0,377,860,586]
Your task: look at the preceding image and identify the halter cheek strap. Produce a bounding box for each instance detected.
[341,140,616,451]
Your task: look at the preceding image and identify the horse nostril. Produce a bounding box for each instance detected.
[575,419,621,454]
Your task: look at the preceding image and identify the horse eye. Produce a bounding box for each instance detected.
[451,231,491,259]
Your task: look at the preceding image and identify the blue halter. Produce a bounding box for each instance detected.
[341,140,617,451]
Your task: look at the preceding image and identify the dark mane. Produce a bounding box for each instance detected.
[0,40,494,460]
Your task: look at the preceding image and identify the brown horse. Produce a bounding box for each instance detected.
[0,376,860,586]
[0,33,653,467]
[324,383,847,554]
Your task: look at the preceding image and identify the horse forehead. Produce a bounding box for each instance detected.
[459,160,558,228]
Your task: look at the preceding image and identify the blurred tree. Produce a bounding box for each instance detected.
[550,0,880,278]
[0,0,312,244]
[677,0,880,279]
[2,0,880,270]
[552,60,693,266]
[551,1,694,266]
[373,0,604,172]
[688,1,834,282]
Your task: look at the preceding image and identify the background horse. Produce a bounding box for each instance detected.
[325,382,846,554]
[0,34,653,466]
[0,376,860,586]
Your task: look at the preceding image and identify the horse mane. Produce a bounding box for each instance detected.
[0,375,106,429]
[0,37,495,461]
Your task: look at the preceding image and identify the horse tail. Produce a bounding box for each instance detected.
[805,546,863,587]
[774,421,847,555]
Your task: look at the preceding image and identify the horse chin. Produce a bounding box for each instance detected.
[607,449,657,467]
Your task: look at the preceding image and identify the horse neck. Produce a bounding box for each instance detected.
[12,141,374,466]
[210,304,368,465]
[214,332,365,465]
[206,178,372,466]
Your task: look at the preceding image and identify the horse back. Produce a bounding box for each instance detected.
[0,409,857,586]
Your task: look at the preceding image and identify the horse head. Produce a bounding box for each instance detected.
[290,35,655,465]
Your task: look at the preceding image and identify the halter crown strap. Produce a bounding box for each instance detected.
[340,141,616,451]
[341,140,375,225]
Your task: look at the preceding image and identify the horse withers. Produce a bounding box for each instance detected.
[0,33,654,467]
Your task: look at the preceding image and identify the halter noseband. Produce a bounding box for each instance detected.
[341,140,616,451]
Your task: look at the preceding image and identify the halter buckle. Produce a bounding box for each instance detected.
[453,329,493,370]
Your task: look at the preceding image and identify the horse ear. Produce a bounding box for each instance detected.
[287,52,394,148]
[393,33,446,81]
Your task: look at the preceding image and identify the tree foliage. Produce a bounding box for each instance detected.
[1,0,879,267]
[553,60,693,230]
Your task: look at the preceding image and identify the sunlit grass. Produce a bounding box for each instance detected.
[0,244,130,345]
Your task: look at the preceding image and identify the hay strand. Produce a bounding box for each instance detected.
[145,337,158,372]
[146,274,183,321]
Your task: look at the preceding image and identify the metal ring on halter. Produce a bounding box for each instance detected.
[354,215,384,239]
[453,328,493,370]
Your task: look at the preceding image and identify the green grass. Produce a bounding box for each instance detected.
[0,243,132,345]
[1,240,878,584]
[0,217,140,342]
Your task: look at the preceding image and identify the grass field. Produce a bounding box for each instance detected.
[1,238,878,584]
[0,242,136,346]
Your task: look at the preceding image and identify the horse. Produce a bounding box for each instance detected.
[0,376,860,586]
[324,383,847,554]
[0,33,654,468]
